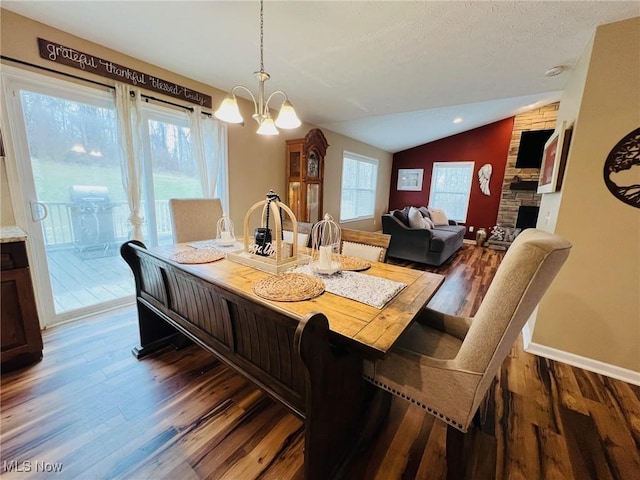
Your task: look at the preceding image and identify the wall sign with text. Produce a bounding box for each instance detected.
[37,38,212,108]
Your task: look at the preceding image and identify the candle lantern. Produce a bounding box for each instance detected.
[310,213,342,274]
[216,214,236,245]
[226,190,311,274]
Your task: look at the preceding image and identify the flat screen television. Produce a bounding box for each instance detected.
[515,129,554,168]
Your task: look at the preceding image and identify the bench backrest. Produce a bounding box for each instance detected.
[121,241,364,480]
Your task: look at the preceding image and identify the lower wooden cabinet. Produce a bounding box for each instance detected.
[1,240,43,372]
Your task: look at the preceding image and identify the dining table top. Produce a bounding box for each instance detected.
[150,242,445,360]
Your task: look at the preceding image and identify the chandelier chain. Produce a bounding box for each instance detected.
[259,0,264,73]
[214,0,300,133]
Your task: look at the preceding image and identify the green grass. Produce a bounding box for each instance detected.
[32,158,201,203]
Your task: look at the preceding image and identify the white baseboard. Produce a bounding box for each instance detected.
[523,339,640,386]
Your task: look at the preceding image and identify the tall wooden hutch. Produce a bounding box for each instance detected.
[285,129,329,223]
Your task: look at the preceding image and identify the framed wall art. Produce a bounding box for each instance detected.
[397,168,424,191]
[538,121,572,194]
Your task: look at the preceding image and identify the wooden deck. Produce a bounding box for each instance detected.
[46,245,134,313]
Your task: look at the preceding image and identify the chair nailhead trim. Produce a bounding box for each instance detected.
[362,374,464,430]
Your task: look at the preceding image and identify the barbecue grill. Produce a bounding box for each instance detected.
[69,185,115,258]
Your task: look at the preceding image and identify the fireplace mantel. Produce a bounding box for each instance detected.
[509,180,539,191]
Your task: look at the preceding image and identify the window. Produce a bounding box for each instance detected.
[140,105,201,246]
[135,101,228,247]
[428,162,474,222]
[340,152,378,222]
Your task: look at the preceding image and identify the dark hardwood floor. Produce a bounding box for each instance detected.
[1,244,639,479]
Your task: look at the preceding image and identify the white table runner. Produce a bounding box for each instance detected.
[188,239,243,250]
[293,264,406,309]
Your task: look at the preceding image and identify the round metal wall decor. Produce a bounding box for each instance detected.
[603,127,640,208]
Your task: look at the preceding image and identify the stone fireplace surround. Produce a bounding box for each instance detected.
[486,103,558,250]
[495,103,559,228]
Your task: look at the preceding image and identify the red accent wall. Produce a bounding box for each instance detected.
[390,118,514,239]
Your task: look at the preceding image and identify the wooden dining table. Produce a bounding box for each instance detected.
[152,242,444,360]
[121,240,445,479]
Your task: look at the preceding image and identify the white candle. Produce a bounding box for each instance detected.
[319,245,332,270]
[220,231,232,241]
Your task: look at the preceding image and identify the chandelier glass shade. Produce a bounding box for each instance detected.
[214,0,301,135]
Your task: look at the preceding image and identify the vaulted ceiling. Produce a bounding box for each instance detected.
[3,1,639,152]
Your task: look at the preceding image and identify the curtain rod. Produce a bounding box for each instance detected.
[0,55,212,117]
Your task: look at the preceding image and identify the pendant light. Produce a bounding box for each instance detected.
[214,0,301,135]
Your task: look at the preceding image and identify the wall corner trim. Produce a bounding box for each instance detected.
[523,340,640,386]
[521,321,533,349]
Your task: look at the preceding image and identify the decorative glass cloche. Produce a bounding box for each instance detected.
[310,213,342,274]
[216,214,236,246]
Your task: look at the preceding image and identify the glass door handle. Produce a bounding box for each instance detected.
[30,201,49,222]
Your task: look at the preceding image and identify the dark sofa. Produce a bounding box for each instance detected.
[382,208,466,266]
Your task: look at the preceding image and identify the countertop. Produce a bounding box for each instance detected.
[0,226,27,243]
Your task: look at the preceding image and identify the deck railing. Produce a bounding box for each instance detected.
[41,200,173,248]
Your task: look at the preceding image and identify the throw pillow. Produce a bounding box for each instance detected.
[428,207,449,226]
[341,241,384,262]
[424,216,435,229]
[392,209,410,227]
[418,206,431,219]
[489,225,505,241]
[408,206,429,229]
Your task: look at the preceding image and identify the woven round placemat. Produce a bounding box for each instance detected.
[254,273,325,302]
[170,248,225,264]
[334,254,371,272]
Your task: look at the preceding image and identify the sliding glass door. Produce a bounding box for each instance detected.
[139,106,202,246]
[2,69,133,325]
[3,67,228,326]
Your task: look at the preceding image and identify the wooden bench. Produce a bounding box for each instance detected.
[121,240,376,480]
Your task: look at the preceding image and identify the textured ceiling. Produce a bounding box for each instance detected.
[3,1,639,152]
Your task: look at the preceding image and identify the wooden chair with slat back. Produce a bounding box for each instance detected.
[340,228,392,263]
[169,198,223,243]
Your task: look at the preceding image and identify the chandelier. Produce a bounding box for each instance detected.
[214,0,301,135]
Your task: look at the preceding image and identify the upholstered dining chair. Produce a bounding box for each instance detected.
[340,228,392,263]
[169,198,223,243]
[363,228,572,479]
[282,220,313,248]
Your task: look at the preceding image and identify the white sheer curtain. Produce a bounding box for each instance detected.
[114,83,145,241]
[189,106,229,212]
